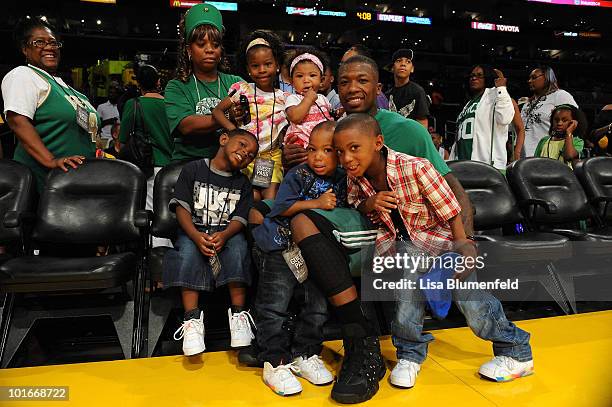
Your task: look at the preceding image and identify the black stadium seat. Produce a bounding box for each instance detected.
[507,157,612,313]
[145,162,184,357]
[574,156,612,227]
[448,160,573,313]
[0,160,148,367]
[0,160,36,356]
[507,158,612,244]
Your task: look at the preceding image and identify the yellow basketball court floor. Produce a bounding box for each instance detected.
[1,310,611,406]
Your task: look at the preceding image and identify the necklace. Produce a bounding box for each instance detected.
[193,73,222,101]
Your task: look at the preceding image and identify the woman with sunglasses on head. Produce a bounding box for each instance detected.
[520,65,578,157]
[2,17,100,193]
[165,3,244,163]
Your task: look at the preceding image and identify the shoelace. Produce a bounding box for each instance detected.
[492,356,517,369]
[173,318,202,341]
[301,355,325,372]
[232,310,256,338]
[273,361,301,380]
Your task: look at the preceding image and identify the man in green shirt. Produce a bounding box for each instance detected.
[283,55,473,234]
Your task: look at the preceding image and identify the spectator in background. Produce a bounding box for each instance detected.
[428,88,456,154]
[97,80,122,148]
[534,104,586,168]
[119,64,173,247]
[2,17,99,193]
[520,65,578,156]
[320,64,341,111]
[278,49,296,94]
[428,117,447,160]
[386,49,429,128]
[104,122,121,157]
[450,65,514,171]
[340,44,389,109]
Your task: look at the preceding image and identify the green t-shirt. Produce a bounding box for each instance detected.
[164,72,243,162]
[375,109,450,176]
[13,66,98,192]
[534,135,584,168]
[119,96,173,167]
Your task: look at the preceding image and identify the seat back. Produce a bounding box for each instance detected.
[32,159,146,244]
[574,156,612,224]
[0,160,35,244]
[506,157,591,224]
[151,162,186,240]
[448,160,522,230]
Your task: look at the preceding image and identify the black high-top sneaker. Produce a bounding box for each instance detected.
[331,323,386,404]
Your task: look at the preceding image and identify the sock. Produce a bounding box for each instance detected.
[334,299,375,336]
[298,233,352,297]
[231,305,246,314]
[184,308,201,321]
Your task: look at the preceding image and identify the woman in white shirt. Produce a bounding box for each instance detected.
[2,17,99,192]
[520,66,578,156]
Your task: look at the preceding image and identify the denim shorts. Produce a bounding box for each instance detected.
[162,229,251,291]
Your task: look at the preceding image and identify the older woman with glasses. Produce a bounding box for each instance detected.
[520,65,578,156]
[1,17,99,192]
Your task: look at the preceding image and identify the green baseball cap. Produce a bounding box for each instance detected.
[184,3,224,38]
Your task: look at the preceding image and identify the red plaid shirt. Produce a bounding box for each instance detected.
[347,147,462,256]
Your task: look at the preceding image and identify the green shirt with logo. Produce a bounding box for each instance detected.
[455,94,482,160]
[13,66,98,192]
[164,72,243,162]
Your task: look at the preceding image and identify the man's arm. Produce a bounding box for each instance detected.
[443,172,474,235]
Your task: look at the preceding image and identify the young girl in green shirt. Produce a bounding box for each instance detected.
[534,104,586,168]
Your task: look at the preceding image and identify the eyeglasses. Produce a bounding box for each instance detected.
[528,73,544,81]
[469,74,485,79]
[28,39,63,49]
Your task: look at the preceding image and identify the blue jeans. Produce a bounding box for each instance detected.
[163,229,251,291]
[392,256,532,364]
[253,247,329,366]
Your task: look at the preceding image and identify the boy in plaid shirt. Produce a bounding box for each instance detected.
[334,113,533,389]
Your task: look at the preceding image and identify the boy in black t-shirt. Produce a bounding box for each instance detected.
[386,49,430,128]
[163,129,259,357]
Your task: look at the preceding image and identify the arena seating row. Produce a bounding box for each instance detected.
[0,156,610,366]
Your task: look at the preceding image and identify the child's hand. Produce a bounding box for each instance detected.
[366,211,382,224]
[453,239,478,280]
[367,191,397,214]
[314,189,337,210]
[194,232,216,257]
[567,120,578,136]
[209,231,229,252]
[303,88,318,102]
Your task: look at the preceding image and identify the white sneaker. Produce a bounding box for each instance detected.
[263,361,303,396]
[173,311,205,356]
[478,356,534,382]
[294,355,333,385]
[228,308,256,348]
[389,359,421,388]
